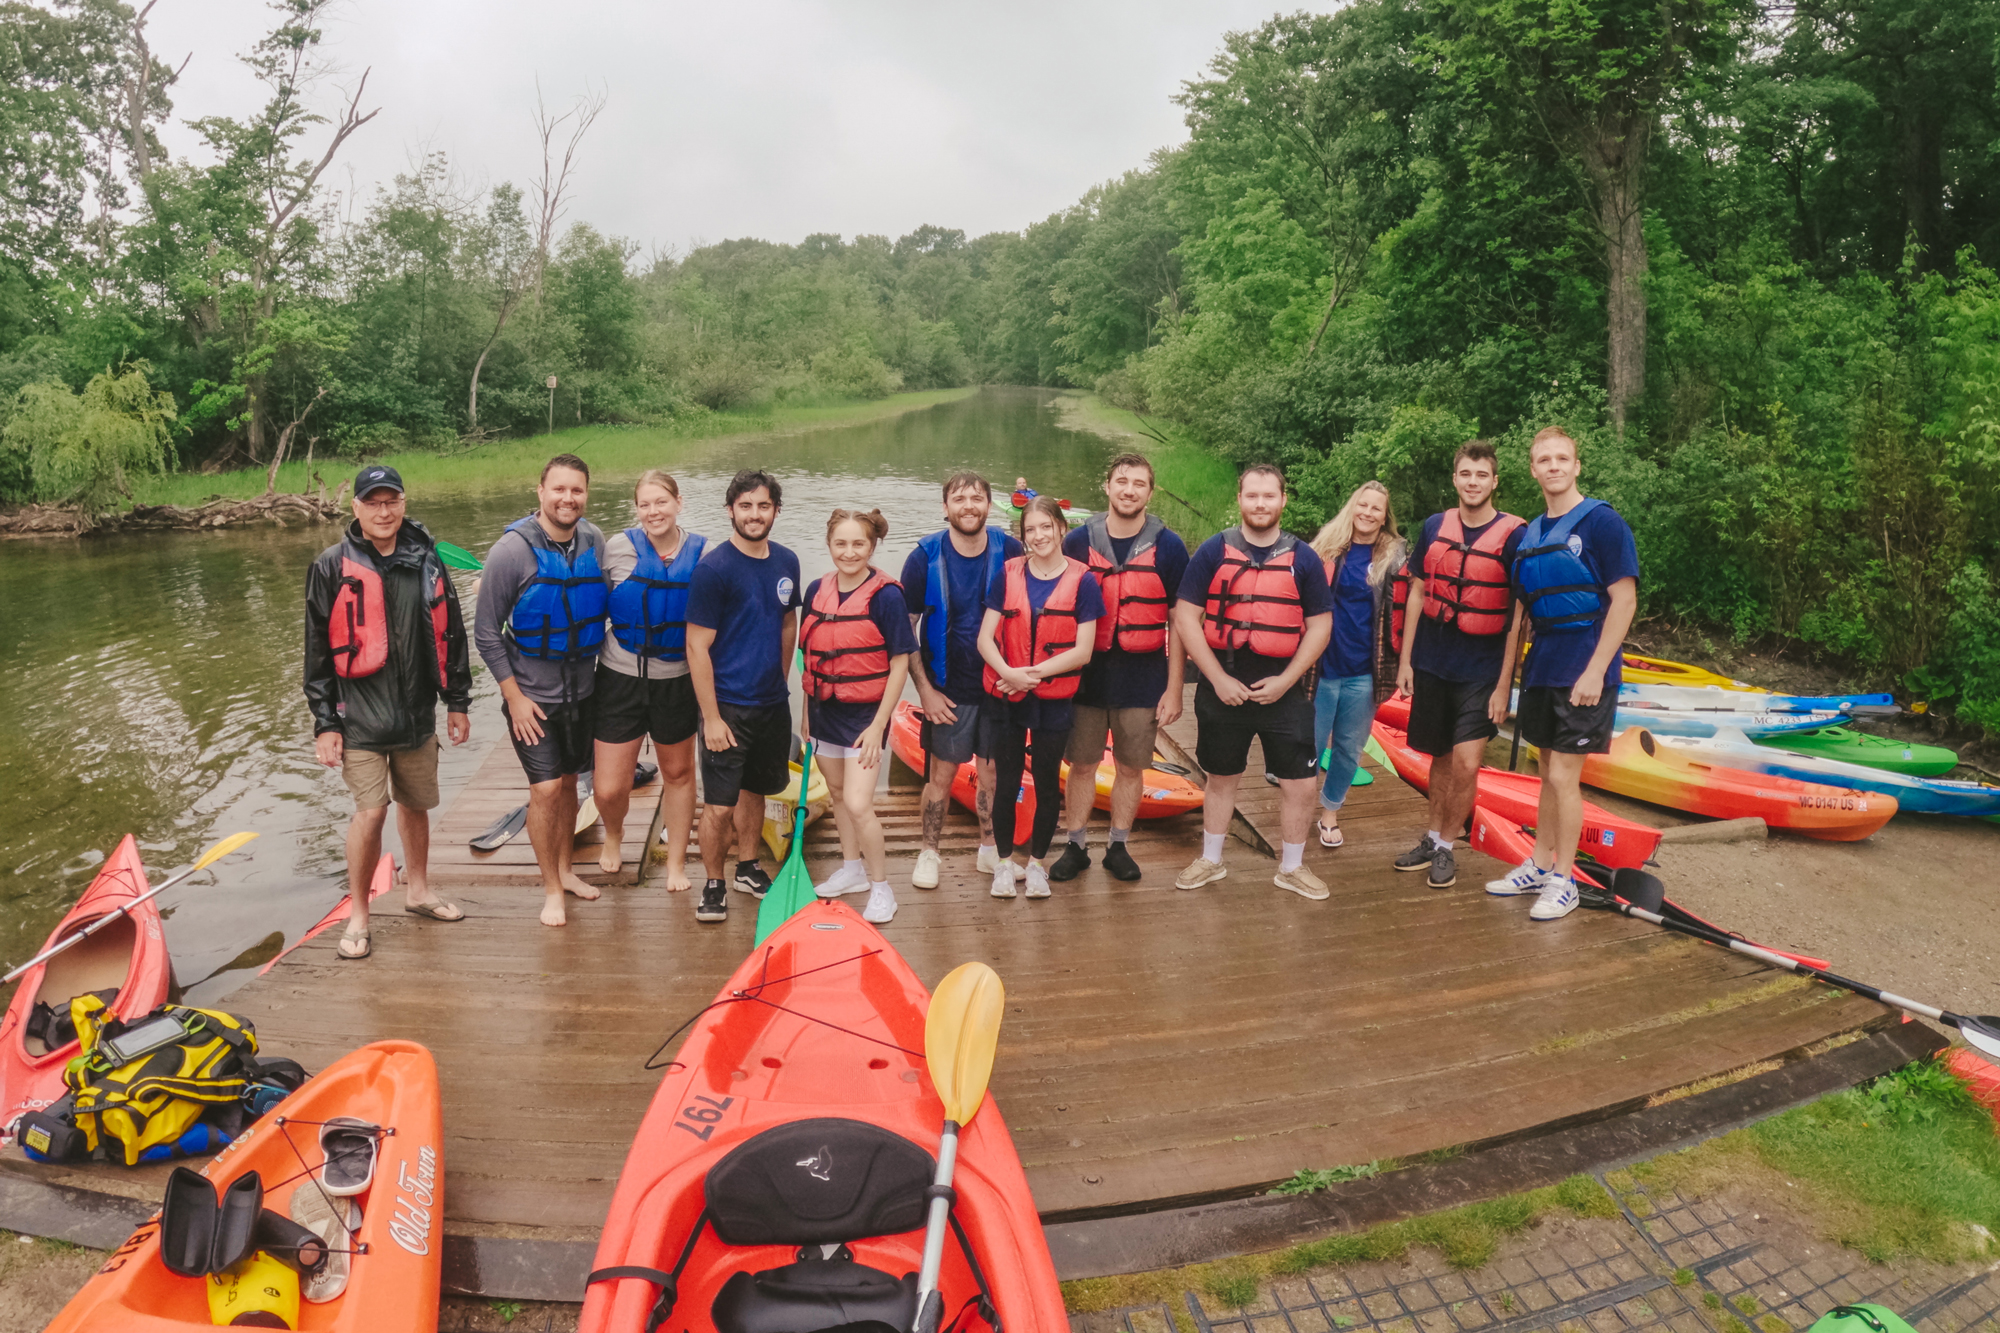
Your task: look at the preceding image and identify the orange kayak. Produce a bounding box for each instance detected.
[887,700,1202,844]
[44,1040,445,1332]
[0,834,171,1135]
[581,898,1067,1333]
[1370,710,1661,869]
[1573,728,1896,840]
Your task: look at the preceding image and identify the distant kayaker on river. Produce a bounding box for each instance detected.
[473,453,609,928]
[800,508,915,922]
[304,464,473,960]
[1307,481,1406,851]
[1171,465,1334,900]
[594,469,705,896]
[902,473,1024,890]
[1486,427,1639,920]
[1050,453,1188,884]
[977,496,1104,898]
[1390,441,1525,891]
[684,470,802,925]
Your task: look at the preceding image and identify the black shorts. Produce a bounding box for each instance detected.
[700,701,793,807]
[1193,678,1317,780]
[1407,669,1499,758]
[1518,685,1617,755]
[506,697,596,785]
[593,666,700,747]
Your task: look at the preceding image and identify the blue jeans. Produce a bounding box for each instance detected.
[1314,674,1379,812]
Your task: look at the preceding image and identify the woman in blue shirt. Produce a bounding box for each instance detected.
[1306,482,1406,847]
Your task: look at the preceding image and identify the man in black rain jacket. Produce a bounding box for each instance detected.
[304,466,474,957]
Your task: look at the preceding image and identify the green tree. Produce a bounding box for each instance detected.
[3,360,173,512]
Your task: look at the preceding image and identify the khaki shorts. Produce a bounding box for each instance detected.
[341,737,441,811]
[1065,706,1158,772]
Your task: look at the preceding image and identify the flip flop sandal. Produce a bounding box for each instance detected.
[1317,823,1344,849]
[336,928,370,960]
[403,900,464,922]
[319,1117,381,1196]
[289,1184,358,1304]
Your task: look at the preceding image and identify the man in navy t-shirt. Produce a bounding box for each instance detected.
[1488,427,1639,923]
[899,472,1023,890]
[1391,441,1527,892]
[1171,465,1334,901]
[685,469,802,925]
[1051,452,1189,884]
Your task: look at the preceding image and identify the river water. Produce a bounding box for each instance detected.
[0,387,1125,1004]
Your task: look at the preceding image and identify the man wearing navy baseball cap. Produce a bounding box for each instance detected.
[302,464,474,958]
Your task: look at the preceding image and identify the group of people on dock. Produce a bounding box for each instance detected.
[302,428,1636,958]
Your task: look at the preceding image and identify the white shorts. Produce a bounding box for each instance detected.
[814,740,863,759]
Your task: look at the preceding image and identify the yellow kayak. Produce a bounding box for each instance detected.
[1619,652,1757,692]
[761,757,830,860]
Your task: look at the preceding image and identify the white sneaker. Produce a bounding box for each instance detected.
[861,882,897,924]
[1024,861,1051,898]
[1486,859,1548,897]
[990,863,1018,898]
[976,844,1000,874]
[1529,874,1580,921]
[814,863,868,898]
[912,849,941,890]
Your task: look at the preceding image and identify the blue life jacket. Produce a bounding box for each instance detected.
[609,528,707,660]
[504,515,609,661]
[915,527,1010,685]
[1515,498,1608,634]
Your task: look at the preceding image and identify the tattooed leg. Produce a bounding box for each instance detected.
[921,795,946,849]
[974,756,997,845]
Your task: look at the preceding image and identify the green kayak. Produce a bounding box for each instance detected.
[1752,726,1959,777]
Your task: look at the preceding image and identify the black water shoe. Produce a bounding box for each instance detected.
[1048,842,1091,881]
[1393,835,1441,872]
[696,880,728,922]
[1102,842,1142,881]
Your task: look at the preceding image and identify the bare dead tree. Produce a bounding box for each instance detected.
[467,85,607,432]
[265,386,328,495]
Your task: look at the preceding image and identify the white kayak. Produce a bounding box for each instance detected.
[1619,683,1898,716]
[1663,728,2000,818]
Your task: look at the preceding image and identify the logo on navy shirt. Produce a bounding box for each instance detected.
[776,576,796,605]
[1567,536,1584,556]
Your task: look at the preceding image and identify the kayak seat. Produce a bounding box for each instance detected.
[591,1117,937,1333]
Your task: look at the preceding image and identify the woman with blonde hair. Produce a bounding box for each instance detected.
[800,508,916,923]
[1307,480,1406,848]
[594,469,705,897]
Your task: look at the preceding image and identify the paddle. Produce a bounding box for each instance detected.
[435,539,483,573]
[1579,867,2000,1059]
[753,743,816,945]
[4,833,259,984]
[469,762,655,853]
[912,961,1004,1333]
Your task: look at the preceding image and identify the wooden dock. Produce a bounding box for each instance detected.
[10,688,1892,1285]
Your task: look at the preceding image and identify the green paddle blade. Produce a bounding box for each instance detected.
[436,540,483,572]
[1363,736,1391,771]
[1351,763,1373,787]
[754,743,819,944]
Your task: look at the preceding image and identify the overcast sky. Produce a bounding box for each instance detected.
[143,0,1284,254]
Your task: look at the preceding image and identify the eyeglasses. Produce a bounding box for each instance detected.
[357,495,405,510]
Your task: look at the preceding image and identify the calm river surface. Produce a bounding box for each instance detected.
[0,388,1125,1003]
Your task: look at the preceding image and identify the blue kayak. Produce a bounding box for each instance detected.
[1619,683,1898,716]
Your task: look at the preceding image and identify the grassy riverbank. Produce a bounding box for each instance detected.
[1053,393,1239,536]
[130,388,979,508]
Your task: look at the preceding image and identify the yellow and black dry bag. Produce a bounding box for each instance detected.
[59,997,262,1167]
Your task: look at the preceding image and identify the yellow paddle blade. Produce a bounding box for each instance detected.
[926,962,1005,1125]
[193,831,258,871]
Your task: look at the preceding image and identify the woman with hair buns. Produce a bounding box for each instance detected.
[593,469,705,895]
[800,509,917,923]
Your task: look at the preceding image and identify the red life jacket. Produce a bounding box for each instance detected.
[801,569,895,703]
[982,556,1088,700]
[328,541,450,688]
[1389,557,1413,656]
[1082,513,1171,654]
[1201,530,1306,660]
[1419,510,1522,636]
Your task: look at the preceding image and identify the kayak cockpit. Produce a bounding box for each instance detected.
[21,914,134,1057]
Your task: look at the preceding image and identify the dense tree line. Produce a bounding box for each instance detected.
[3,0,1997,720]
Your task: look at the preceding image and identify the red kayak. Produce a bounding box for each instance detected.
[1371,703,1662,869]
[0,835,171,1135]
[581,899,1067,1333]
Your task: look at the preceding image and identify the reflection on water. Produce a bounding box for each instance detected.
[0,388,1122,1002]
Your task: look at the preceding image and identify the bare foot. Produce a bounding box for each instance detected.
[598,841,623,875]
[665,863,692,893]
[540,894,566,927]
[560,871,601,901]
